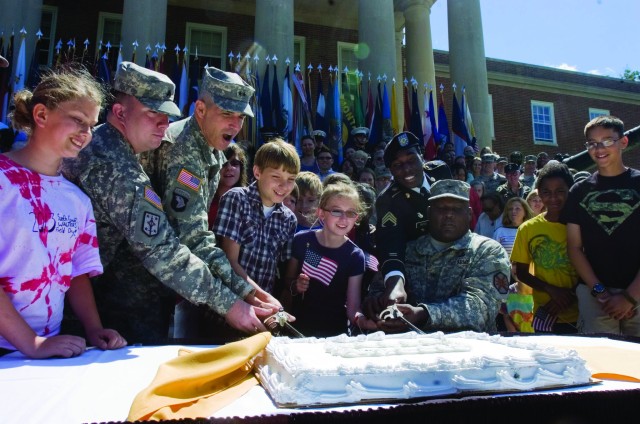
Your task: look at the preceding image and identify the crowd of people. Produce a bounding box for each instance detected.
[1,55,639,360]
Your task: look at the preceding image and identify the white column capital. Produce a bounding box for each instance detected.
[395,0,436,14]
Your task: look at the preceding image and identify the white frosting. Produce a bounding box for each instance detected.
[253,331,592,407]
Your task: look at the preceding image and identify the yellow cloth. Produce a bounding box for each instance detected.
[127,332,271,421]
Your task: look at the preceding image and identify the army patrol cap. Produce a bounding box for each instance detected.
[524,155,537,163]
[200,66,255,117]
[113,61,181,118]
[429,179,470,202]
[384,131,421,167]
[351,127,369,136]
[481,153,496,163]
[312,130,327,138]
[504,163,520,174]
[497,156,508,165]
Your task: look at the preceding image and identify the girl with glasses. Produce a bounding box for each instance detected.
[285,182,377,336]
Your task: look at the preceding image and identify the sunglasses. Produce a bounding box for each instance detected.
[223,159,242,168]
[323,209,359,219]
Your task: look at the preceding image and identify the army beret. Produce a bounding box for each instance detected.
[383,131,421,167]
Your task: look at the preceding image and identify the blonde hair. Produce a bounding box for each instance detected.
[319,182,364,216]
[254,138,300,175]
[10,67,105,135]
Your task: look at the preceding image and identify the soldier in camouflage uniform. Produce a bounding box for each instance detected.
[471,153,507,194]
[63,62,273,343]
[141,65,283,337]
[370,179,510,333]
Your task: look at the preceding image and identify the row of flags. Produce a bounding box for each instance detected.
[1,29,479,162]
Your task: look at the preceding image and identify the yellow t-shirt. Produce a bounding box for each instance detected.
[511,214,579,324]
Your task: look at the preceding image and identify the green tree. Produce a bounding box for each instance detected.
[622,68,640,81]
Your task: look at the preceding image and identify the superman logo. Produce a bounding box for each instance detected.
[580,189,640,235]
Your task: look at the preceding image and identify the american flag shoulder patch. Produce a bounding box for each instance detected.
[144,186,163,210]
[177,168,202,191]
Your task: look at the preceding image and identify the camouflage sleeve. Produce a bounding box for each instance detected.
[421,237,510,332]
[375,191,406,277]
[161,162,252,297]
[83,171,249,315]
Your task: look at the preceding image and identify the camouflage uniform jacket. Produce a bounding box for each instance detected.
[141,116,250,295]
[63,123,251,315]
[370,231,510,332]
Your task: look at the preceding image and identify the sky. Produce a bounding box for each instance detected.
[428,0,640,79]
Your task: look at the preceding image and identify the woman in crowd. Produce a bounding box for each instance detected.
[526,189,545,216]
[299,135,320,174]
[208,143,249,229]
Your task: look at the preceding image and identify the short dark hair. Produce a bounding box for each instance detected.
[584,115,624,139]
[480,192,504,210]
[535,161,574,190]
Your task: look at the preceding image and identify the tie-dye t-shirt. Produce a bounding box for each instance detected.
[0,155,102,350]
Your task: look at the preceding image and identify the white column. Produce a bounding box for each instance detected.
[0,0,42,76]
[358,0,397,84]
[448,0,492,149]
[399,0,437,117]
[254,0,294,86]
[121,0,167,66]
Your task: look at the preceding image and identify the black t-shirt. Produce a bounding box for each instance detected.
[563,168,640,289]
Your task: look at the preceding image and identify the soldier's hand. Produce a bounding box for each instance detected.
[246,289,281,314]
[225,299,269,334]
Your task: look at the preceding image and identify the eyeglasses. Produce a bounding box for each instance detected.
[323,209,359,219]
[585,138,619,150]
[223,159,242,168]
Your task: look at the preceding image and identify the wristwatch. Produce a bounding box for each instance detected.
[590,283,606,297]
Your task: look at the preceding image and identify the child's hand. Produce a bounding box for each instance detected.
[30,334,86,358]
[295,273,310,294]
[86,328,127,350]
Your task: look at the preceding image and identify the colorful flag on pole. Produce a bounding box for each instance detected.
[315,70,326,133]
[391,80,399,134]
[272,63,283,134]
[302,249,338,286]
[331,72,343,164]
[423,88,437,160]
[409,86,425,157]
[462,88,479,152]
[452,90,470,157]
[12,30,26,94]
[282,64,293,141]
[437,89,450,147]
[403,82,411,132]
[381,82,393,141]
[260,63,272,130]
[178,55,188,115]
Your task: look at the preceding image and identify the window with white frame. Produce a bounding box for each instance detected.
[531,101,557,145]
[589,108,609,121]
[96,12,122,66]
[337,41,359,75]
[39,5,58,66]
[185,23,226,84]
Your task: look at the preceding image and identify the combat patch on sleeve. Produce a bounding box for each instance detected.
[141,211,161,237]
[493,272,510,294]
[143,186,163,210]
[171,187,191,212]
[381,211,398,227]
[176,168,202,191]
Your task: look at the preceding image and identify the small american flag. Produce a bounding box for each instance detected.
[533,305,557,333]
[177,169,201,191]
[144,186,163,210]
[302,249,338,286]
[364,252,379,272]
